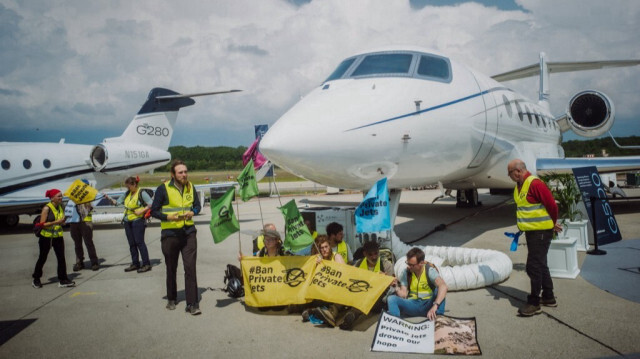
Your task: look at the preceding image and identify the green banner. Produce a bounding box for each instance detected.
[209,187,240,244]
[238,159,259,202]
[279,199,314,252]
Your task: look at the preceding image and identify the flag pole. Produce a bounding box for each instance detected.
[235,187,242,254]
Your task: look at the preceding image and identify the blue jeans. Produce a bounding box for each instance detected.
[387,289,445,318]
[123,219,150,266]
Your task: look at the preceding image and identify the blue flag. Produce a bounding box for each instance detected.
[355,177,391,233]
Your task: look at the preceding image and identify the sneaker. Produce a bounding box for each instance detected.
[91,263,100,271]
[166,300,176,310]
[73,263,84,271]
[518,303,541,317]
[58,279,76,288]
[124,264,139,272]
[186,305,202,316]
[301,309,310,322]
[313,307,336,327]
[32,278,43,289]
[540,297,558,307]
[339,310,356,330]
[137,265,152,273]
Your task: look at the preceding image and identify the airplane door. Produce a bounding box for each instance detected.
[467,76,499,168]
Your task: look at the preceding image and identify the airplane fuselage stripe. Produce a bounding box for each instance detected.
[345,86,511,131]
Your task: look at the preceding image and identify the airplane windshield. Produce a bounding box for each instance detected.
[351,54,413,76]
[323,51,451,83]
[325,58,356,82]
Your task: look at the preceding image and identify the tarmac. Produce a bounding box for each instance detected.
[1,184,639,358]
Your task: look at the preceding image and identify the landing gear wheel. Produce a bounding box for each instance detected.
[455,189,481,208]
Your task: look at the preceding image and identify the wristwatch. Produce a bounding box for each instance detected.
[433,302,440,307]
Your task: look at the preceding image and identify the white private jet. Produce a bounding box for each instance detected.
[0,87,240,227]
[260,45,640,216]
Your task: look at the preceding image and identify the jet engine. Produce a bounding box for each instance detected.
[90,143,171,172]
[565,90,615,138]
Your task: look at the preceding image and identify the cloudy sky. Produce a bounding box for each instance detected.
[1,0,638,148]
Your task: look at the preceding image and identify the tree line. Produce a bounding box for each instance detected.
[158,136,640,171]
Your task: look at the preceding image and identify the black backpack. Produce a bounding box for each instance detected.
[223,264,244,298]
[33,207,56,238]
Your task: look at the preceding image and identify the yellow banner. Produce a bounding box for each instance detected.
[241,256,315,307]
[64,179,99,204]
[306,260,394,315]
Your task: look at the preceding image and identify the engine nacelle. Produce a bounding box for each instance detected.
[90,143,171,172]
[566,90,615,138]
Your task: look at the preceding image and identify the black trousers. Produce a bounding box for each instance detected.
[70,222,98,265]
[525,229,554,305]
[161,231,198,305]
[33,236,69,281]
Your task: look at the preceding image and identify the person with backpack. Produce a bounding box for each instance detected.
[115,176,152,273]
[32,189,75,288]
[387,247,447,321]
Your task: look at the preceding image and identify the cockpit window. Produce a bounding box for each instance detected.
[351,54,413,77]
[324,58,356,82]
[417,55,450,80]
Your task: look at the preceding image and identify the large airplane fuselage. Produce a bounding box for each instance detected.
[261,46,563,191]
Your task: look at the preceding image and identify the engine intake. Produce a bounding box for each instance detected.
[90,143,170,172]
[566,90,615,138]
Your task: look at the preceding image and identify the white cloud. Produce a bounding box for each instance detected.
[0,0,638,146]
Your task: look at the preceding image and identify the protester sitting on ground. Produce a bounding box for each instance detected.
[326,222,352,263]
[252,223,277,255]
[239,228,285,260]
[318,241,396,330]
[301,235,345,323]
[388,247,447,321]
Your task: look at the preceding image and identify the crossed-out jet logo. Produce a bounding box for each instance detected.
[283,268,306,287]
[347,279,371,293]
[218,205,229,219]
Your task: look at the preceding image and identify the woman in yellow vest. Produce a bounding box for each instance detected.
[312,235,345,264]
[305,235,346,326]
[116,176,152,273]
[32,189,75,288]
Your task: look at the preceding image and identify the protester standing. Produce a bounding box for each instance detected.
[115,176,152,273]
[32,189,75,288]
[508,159,562,316]
[151,160,202,315]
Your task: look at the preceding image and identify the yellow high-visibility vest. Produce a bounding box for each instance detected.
[514,175,554,231]
[40,203,64,238]
[124,190,144,221]
[408,265,433,300]
[333,240,348,261]
[161,182,195,230]
[358,257,381,273]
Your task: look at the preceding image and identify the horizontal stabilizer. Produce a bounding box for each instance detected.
[536,156,640,175]
[492,60,640,82]
[155,89,242,99]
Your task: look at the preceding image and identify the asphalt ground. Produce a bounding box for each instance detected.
[1,186,639,358]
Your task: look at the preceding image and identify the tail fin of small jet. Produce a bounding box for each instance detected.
[103,88,241,150]
[104,88,195,150]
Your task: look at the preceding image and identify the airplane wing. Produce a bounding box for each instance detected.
[536,156,640,175]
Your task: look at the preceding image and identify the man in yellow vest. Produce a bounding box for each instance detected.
[151,160,202,315]
[387,247,447,321]
[338,241,396,330]
[508,159,562,317]
[327,222,352,263]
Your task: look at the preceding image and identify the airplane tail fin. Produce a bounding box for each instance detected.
[104,88,195,150]
[491,55,640,111]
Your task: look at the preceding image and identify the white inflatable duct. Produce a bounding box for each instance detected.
[91,213,125,224]
[394,246,513,291]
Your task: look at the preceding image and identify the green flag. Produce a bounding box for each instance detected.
[238,159,259,202]
[279,199,314,252]
[209,188,240,244]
